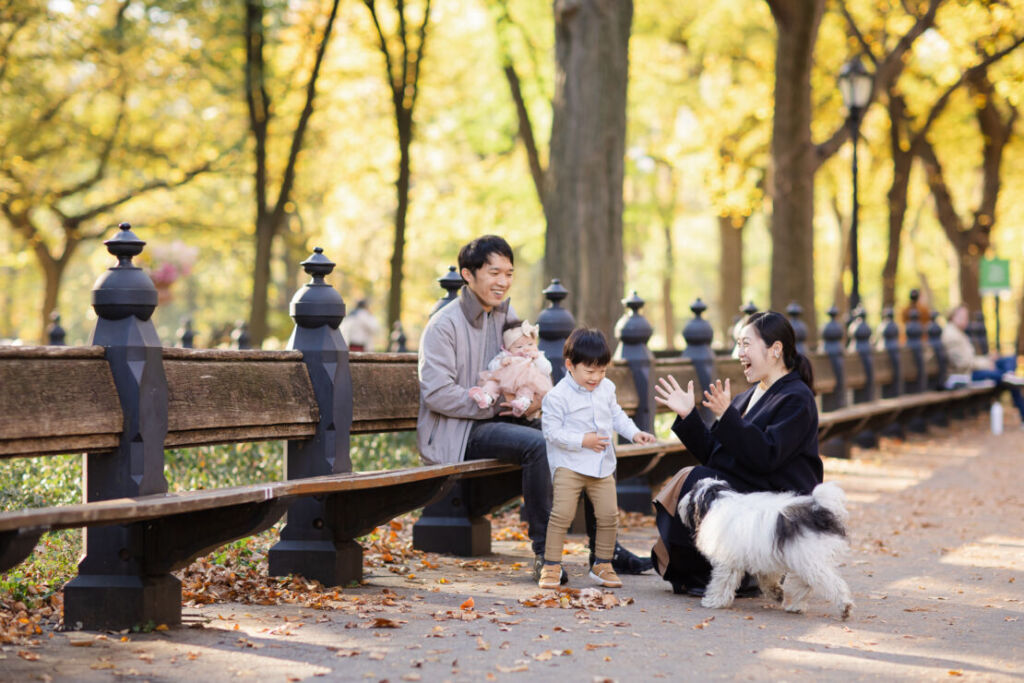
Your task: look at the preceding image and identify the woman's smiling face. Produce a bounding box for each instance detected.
[736,324,774,384]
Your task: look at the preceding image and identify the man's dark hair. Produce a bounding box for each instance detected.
[563,328,611,367]
[458,235,514,275]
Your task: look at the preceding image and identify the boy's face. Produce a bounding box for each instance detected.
[565,360,607,391]
[462,253,513,311]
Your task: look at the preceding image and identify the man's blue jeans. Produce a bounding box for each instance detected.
[465,418,551,556]
[972,356,1024,419]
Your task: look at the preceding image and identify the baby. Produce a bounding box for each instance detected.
[469,319,553,418]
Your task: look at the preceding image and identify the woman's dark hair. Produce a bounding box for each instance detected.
[458,235,514,275]
[563,328,612,367]
[744,311,815,392]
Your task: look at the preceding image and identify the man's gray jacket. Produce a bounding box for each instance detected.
[416,286,512,464]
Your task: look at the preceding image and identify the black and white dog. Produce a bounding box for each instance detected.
[678,478,853,619]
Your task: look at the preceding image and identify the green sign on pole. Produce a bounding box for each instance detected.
[980,258,1011,294]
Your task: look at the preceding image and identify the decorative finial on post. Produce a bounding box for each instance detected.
[290,247,346,330]
[178,318,195,349]
[91,222,158,322]
[389,321,408,353]
[231,321,251,349]
[616,291,653,347]
[47,312,66,346]
[786,302,808,355]
[537,278,575,383]
[431,266,465,316]
[682,298,715,423]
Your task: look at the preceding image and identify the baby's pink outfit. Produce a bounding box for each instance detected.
[474,350,553,418]
[479,352,553,402]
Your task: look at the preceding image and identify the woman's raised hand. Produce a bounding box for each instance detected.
[702,379,732,419]
[654,375,695,418]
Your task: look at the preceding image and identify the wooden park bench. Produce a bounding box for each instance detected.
[0,224,998,630]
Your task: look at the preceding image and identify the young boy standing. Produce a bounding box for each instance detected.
[539,328,656,589]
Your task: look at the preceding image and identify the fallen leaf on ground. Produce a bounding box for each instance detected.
[364,617,406,629]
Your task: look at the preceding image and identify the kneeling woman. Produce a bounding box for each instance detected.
[651,311,822,596]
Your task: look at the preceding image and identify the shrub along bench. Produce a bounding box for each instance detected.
[0,224,997,630]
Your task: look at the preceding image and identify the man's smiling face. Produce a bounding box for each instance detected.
[462,253,513,311]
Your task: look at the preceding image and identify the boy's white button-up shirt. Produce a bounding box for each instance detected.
[541,373,641,480]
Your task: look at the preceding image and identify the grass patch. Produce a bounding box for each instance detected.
[1,432,422,603]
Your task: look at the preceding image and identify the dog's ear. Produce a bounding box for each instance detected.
[679,493,696,532]
[690,479,730,529]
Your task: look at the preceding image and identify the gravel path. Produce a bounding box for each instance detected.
[2,414,1021,682]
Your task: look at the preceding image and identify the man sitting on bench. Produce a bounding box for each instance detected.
[416,235,651,581]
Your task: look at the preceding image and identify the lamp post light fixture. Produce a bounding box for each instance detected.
[838,56,873,316]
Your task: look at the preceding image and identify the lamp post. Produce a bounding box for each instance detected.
[838,57,873,316]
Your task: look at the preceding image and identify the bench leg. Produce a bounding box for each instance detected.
[413,482,492,556]
[64,499,286,631]
[269,538,363,587]
[413,471,523,557]
[271,477,455,585]
[63,526,181,631]
[820,437,852,459]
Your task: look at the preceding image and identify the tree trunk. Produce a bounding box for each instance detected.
[661,215,677,351]
[545,0,632,340]
[1016,293,1024,357]
[245,0,340,346]
[388,117,412,332]
[958,253,982,314]
[249,212,275,344]
[765,0,824,344]
[828,194,851,323]
[717,215,744,344]
[881,96,913,309]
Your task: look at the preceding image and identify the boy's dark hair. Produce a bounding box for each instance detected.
[563,328,611,366]
[458,235,514,275]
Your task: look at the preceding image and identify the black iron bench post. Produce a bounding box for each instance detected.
[62,224,176,631]
[904,307,930,433]
[848,308,879,448]
[681,299,716,426]
[927,310,953,426]
[878,308,905,439]
[267,249,357,585]
[820,306,852,458]
[614,292,656,512]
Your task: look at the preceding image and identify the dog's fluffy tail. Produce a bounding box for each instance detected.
[811,481,848,523]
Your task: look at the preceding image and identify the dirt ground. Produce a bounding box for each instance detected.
[1,413,1021,682]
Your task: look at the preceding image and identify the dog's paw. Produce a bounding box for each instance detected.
[840,602,853,620]
[701,594,733,610]
[782,601,805,614]
[765,583,784,603]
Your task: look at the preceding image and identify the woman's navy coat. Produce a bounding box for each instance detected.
[653,371,823,591]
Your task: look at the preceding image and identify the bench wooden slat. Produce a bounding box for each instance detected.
[0,348,121,458]
[0,459,519,533]
[165,358,319,437]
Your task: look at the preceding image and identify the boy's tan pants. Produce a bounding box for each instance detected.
[543,467,618,564]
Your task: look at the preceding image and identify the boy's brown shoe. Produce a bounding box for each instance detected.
[589,562,623,588]
[538,563,563,590]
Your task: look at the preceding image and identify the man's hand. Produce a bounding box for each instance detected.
[582,432,611,453]
[702,379,731,419]
[632,431,656,445]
